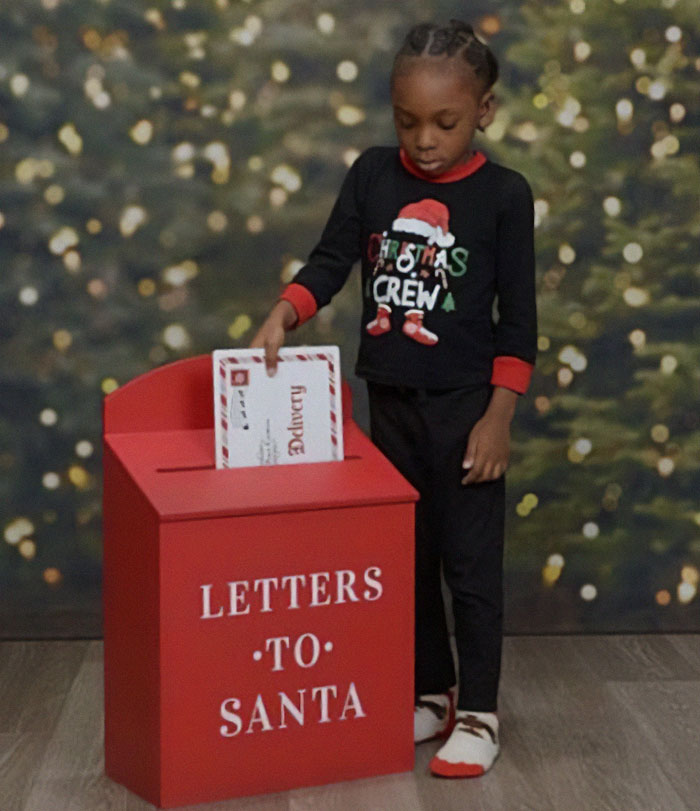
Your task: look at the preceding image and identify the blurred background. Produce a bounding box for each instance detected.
[1,0,699,637]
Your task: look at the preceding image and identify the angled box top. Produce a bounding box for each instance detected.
[103,355,418,520]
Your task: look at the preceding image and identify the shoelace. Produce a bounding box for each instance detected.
[455,714,497,745]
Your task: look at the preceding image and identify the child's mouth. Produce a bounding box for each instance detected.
[416,158,443,172]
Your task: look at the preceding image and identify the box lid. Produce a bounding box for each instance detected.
[105,421,418,521]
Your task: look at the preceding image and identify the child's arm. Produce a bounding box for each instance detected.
[249,152,369,373]
[463,173,537,484]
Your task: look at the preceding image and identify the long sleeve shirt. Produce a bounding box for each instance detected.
[281,146,537,394]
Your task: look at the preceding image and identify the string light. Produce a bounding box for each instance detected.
[120,205,148,237]
[75,440,94,458]
[130,120,154,145]
[660,355,678,374]
[43,567,63,585]
[4,517,35,544]
[580,584,597,601]
[19,287,39,306]
[281,258,304,283]
[162,324,190,350]
[227,315,252,340]
[44,184,65,205]
[317,13,336,34]
[42,472,60,489]
[271,61,291,83]
[336,105,365,126]
[337,61,358,82]
[207,211,228,231]
[2,3,698,617]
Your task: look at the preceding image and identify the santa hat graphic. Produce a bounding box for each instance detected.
[391,198,455,248]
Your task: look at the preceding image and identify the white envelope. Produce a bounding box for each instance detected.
[212,347,344,469]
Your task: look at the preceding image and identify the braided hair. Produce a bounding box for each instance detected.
[392,20,499,91]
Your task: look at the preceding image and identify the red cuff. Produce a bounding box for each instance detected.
[279,283,318,327]
[491,356,534,394]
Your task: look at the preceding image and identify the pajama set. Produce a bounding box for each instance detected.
[281,146,537,712]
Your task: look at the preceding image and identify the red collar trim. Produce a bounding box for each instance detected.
[399,148,487,183]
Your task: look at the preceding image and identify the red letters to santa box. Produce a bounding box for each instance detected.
[102,355,418,808]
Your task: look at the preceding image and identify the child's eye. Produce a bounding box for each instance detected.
[439,121,457,130]
[397,119,415,129]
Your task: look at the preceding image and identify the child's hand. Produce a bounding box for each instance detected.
[249,300,297,376]
[461,413,510,484]
[461,387,518,485]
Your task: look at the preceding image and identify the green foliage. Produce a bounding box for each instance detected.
[1,0,698,633]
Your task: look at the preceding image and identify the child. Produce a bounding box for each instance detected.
[250,20,537,778]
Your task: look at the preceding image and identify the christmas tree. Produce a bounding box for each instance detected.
[490,0,700,630]
[1,0,698,635]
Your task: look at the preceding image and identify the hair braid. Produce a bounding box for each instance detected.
[392,19,499,90]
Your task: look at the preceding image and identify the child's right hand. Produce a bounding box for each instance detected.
[249,299,298,376]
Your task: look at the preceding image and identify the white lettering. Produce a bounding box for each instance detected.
[416,283,440,311]
[396,244,416,273]
[278,690,306,728]
[340,682,366,720]
[335,570,360,604]
[200,584,224,619]
[311,685,338,723]
[246,694,273,733]
[310,572,331,606]
[294,633,321,668]
[265,636,290,671]
[363,566,383,601]
[200,566,384,619]
[219,682,365,736]
[401,278,419,308]
[281,573,306,609]
[253,577,279,612]
[219,697,243,737]
[227,581,250,616]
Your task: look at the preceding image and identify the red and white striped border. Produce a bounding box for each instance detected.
[216,350,342,464]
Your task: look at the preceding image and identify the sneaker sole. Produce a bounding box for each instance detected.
[429,756,485,778]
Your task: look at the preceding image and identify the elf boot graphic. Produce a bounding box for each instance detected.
[366,303,392,336]
[402,309,438,346]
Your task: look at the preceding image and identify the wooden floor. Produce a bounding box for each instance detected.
[1,635,699,811]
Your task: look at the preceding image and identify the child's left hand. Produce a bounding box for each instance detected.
[461,387,518,485]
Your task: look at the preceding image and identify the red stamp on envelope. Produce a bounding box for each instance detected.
[230,369,249,386]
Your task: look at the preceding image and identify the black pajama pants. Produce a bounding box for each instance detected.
[367,381,505,712]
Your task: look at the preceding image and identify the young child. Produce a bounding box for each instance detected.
[250,20,537,778]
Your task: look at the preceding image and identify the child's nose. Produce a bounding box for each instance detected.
[415,126,437,150]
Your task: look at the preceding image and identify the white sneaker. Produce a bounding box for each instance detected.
[429,711,499,777]
[414,690,456,744]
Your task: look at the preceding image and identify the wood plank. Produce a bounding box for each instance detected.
[0,641,88,733]
[566,634,699,681]
[23,642,126,811]
[289,771,422,811]
[155,790,291,811]
[606,680,700,811]
[667,634,700,673]
[0,732,56,811]
[498,636,687,810]
[8,637,700,810]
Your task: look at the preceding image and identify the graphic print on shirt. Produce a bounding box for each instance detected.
[365,198,468,346]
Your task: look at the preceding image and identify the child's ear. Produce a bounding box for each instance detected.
[478,91,497,132]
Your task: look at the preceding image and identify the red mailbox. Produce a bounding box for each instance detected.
[102,355,418,808]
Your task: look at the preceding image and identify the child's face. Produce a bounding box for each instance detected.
[391,60,495,177]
